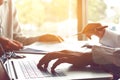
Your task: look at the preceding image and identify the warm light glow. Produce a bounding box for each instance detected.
[14,0,77,40]
[41,0,52,3]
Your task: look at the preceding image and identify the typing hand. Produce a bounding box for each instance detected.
[37,50,93,73]
[0,37,23,52]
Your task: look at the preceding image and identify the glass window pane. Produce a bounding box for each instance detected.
[13,0,77,40]
[87,0,120,33]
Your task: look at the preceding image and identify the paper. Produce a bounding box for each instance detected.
[15,47,48,54]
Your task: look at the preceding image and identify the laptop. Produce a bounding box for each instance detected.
[1,54,113,80]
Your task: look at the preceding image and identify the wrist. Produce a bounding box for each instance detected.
[98,29,105,39]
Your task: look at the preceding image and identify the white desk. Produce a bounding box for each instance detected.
[23,41,93,52]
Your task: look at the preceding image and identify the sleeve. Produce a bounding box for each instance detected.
[12,2,39,45]
[99,29,120,48]
[92,45,120,67]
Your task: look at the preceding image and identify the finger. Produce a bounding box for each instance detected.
[37,51,80,70]
[7,41,22,51]
[0,38,20,51]
[37,52,66,69]
[44,63,48,69]
[37,53,56,70]
[0,49,4,57]
[60,50,73,53]
[51,57,68,73]
[37,63,44,70]
[13,40,23,49]
[51,55,86,72]
[11,40,23,50]
[82,44,92,48]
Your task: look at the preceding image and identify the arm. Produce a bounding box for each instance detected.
[12,3,39,45]
[12,5,63,45]
[82,23,120,48]
[100,29,120,48]
[92,45,120,67]
[37,50,94,73]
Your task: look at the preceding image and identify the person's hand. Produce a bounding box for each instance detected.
[81,23,107,39]
[0,37,23,52]
[38,34,64,43]
[82,44,93,48]
[37,50,93,73]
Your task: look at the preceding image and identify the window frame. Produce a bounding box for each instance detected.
[77,0,87,40]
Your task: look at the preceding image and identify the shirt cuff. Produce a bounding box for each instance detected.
[100,29,118,48]
[92,45,115,65]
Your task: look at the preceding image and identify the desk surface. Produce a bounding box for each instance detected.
[14,53,113,80]
[14,41,113,80]
[23,41,93,52]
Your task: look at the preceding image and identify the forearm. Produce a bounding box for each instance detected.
[73,51,95,67]
[82,52,94,65]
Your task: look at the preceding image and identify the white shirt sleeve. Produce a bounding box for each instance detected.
[6,0,39,45]
[92,29,120,67]
[100,29,120,48]
[92,45,120,67]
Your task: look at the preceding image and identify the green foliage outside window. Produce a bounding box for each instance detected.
[88,0,107,22]
[14,0,76,27]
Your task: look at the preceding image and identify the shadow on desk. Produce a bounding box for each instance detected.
[68,65,113,80]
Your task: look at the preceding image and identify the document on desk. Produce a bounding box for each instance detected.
[15,47,48,54]
[15,41,92,54]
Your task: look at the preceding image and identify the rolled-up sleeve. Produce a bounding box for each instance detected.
[92,45,115,64]
[92,45,120,67]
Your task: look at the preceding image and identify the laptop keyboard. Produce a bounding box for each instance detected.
[18,60,65,79]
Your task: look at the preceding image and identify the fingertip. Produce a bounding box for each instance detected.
[37,63,43,70]
[51,60,61,72]
[20,44,23,48]
[51,69,56,75]
[13,40,23,49]
[51,66,55,73]
[43,63,48,69]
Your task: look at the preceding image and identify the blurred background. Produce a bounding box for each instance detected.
[13,0,120,41]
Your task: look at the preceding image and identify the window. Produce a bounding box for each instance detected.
[14,0,120,42]
[13,0,77,41]
[87,0,120,33]
[77,0,120,42]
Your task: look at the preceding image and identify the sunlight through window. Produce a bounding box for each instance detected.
[13,0,77,41]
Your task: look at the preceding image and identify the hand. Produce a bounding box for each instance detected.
[82,23,107,39]
[0,37,23,52]
[37,50,93,73]
[82,44,93,48]
[38,34,64,43]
